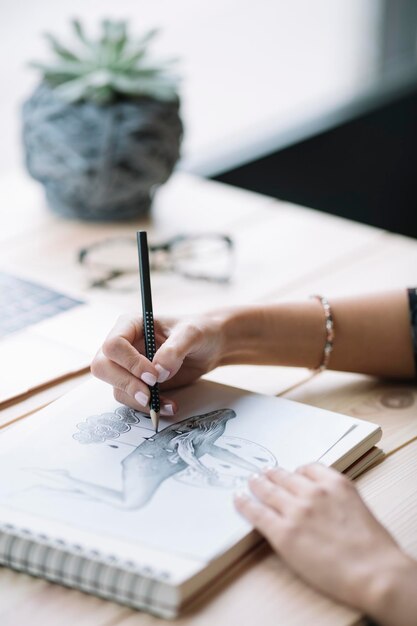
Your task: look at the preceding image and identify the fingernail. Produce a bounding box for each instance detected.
[141,372,157,386]
[134,391,148,406]
[234,490,248,501]
[264,462,276,472]
[162,403,175,416]
[155,364,170,383]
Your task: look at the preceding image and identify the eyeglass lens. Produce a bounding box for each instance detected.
[80,234,233,289]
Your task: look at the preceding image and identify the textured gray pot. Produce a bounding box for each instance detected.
[22,85,183,221]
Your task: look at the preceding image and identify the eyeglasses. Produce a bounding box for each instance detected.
[78,233,234,291]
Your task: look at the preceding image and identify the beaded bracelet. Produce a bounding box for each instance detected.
[310,295,335,372]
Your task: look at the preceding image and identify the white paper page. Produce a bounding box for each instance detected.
[0,331,87,403]
[0,379,356,563]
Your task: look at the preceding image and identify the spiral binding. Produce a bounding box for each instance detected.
[0,521,174,616]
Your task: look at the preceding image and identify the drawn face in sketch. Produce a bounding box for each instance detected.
[33,407,277,511]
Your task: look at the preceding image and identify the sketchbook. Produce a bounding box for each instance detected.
[0,378,382,618]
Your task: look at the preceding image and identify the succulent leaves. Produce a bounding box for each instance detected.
[30,19,179,104]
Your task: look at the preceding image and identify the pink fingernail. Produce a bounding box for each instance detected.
[141,372,157,386]
[134,391,148,406]
[155,364,170,383]
[162,403,175,416]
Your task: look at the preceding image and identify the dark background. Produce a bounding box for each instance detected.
[214,1,417,238]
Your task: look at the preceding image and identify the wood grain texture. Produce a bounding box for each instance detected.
[267,231,417,301]
[0,373,90,429]
[284,370,417,454]
[0,171,381,316]
[357,439,417,559]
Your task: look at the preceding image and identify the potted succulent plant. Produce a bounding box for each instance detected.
[22,19,183,221]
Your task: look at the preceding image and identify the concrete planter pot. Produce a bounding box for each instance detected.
[22,85,183,221]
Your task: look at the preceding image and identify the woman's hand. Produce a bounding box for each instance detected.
[235,464,417,626]
[91,312,226,415]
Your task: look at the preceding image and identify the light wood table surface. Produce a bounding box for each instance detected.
[0,170,416,626]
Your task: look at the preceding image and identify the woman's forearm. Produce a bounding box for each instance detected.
[220,291,415,379]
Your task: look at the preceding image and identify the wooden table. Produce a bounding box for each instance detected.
[1,170,416,626]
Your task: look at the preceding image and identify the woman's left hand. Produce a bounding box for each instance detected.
[235,464,416,624]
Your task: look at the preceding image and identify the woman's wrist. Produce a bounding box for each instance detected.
[217,302,325,369]
[217,306,258,366]
[357,550,417,626]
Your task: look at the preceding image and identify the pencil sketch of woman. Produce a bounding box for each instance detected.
[35,408,262,509]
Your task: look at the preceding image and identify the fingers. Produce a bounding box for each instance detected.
[297,463,352,490]
[92,353,177,415]
[158,395,178,416]
[236,465,358,568]
[241,465,344,519]
[91,352,151,404]
[95,315,204,390]
[234,492,285,549]
[107,314,141,345]
[265,466,315,496]
[153,322,204,382]
[101,316,158,385]
[248,474,296,515]
[112,388,178,417]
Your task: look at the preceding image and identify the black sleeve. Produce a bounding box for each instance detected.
[407,288,417,376]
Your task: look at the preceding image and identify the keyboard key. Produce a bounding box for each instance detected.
[0,272,84,337]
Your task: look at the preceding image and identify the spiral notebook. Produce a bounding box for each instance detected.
[0,378,382,618]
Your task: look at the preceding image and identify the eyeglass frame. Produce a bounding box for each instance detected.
[77,232,235,290]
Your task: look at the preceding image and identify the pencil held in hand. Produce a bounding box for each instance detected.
[137,231,160,432]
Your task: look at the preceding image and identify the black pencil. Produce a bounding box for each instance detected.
[137,231,160,432]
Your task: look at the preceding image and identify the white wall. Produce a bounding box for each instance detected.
[0,0,381,176]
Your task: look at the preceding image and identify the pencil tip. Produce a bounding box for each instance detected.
[150,409,160,433]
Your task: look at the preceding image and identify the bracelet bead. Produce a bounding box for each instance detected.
[310,295,335,372]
